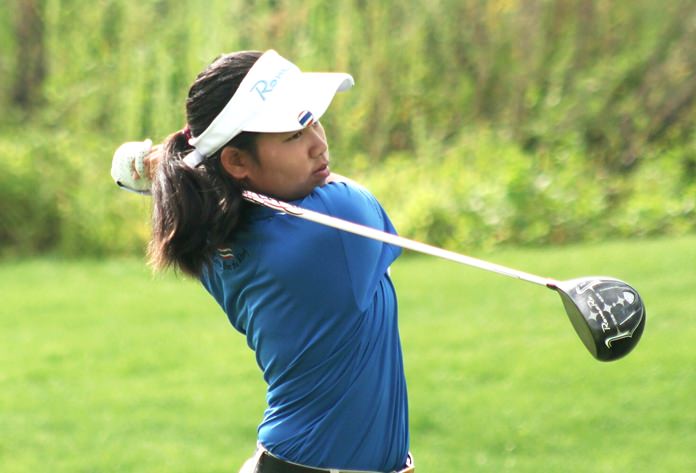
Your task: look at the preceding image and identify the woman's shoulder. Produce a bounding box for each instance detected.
[304,181,381,215]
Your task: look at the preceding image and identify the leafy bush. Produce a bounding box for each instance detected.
[355,129,695,251]
[0,138,60,255]
[1,127,694,256]
[610,140,696,238]
[0,130,150,257]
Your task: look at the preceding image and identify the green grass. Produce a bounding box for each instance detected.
[1,236,694,472]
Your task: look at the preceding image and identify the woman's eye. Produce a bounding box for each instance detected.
[286,130,303,141]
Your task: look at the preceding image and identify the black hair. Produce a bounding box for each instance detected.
[148,51,263,277]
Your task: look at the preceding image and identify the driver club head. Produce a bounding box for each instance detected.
[550,277,646,362]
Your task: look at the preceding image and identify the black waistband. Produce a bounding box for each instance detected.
[255,451,332,473]
[255,450,413,473]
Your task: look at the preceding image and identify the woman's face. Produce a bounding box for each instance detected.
[240,121,331,201]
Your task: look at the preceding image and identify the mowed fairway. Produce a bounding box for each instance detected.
[1,236,694,472]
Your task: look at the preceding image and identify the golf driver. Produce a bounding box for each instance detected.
[111,140,646,362]
[242,191,646,362]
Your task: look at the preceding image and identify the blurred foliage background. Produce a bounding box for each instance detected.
[0,0,694,257]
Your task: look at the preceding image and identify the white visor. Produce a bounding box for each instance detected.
[186,50,354,165]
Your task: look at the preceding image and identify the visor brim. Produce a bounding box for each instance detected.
[242,72,354,133]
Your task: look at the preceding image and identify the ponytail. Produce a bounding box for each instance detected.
[147,130,250,278]
[147,50,263,277]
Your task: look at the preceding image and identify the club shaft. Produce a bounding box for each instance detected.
[242,190,554,287]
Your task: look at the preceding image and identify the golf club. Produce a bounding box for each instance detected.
[242,190,646,362]
[111,141,646,362]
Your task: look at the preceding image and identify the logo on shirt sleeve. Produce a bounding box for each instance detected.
[218,247,249,270]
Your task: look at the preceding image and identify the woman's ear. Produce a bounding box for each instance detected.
[220,146,251,180]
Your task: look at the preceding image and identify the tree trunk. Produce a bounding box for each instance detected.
[12,0,46,109]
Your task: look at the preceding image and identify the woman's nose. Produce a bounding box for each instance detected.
[308,124,328,156]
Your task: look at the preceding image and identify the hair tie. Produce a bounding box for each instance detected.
[183,125,193,143]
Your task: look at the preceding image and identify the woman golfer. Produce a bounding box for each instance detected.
[112,50,413,473]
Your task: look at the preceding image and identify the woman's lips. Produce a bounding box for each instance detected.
[313,163,330,178]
